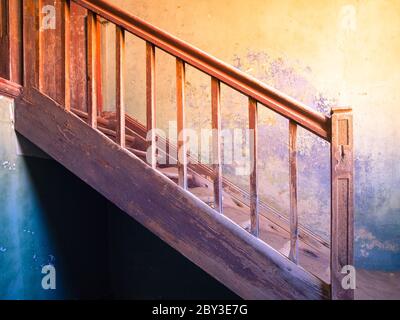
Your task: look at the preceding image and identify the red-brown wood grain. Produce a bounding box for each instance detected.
[86,11,97,127]
[70,2,87,111]
[22,0,39,101]
[62,0,71,111]
[0,0,22,83]
[95,15,103,114]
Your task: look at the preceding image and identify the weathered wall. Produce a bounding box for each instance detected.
[105,0,400,270]
[0,96,110,299]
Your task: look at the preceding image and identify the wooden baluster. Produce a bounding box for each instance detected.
[95,16,103,115]
[69,3,87,112]
[9,0,22,84]
[0,0,7,78]
[38,0,67,103]
[176,58,187,189]
[146,42,156,169]
[289,120,298,263]
[0,0,22,83]
[22,0,40,101]
[115,26,125,147]
[86,11,97,127]
[62,0,71,111]
[330,107,354,300]
[37,0,43,92]
[211,77,223,213]
[249,97,259,236]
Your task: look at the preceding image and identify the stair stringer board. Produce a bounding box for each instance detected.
[14,90,330,300]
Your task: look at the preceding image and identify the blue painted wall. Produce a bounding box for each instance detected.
[0,96,110,299]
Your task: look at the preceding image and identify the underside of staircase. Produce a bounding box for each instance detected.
[0,0,355,300]
[12,90,329,299]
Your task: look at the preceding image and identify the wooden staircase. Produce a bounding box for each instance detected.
[0,0,354,300]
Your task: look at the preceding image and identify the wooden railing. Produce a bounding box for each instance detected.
[1,0,354,299]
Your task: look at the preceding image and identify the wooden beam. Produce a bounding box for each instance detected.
[176,58,187,189]
[15,88,330,300]
[330,107,354,300]
[249,97,259,237]
[86,11,97,127]
[146,42,156,169]
[115,26,125,147]
[211,77,223,213]
[289,120,298,263]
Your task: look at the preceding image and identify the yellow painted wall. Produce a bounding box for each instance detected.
[103,0,400,269]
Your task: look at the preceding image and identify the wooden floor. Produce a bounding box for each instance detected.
[356,270,400,300]
[158,166,331,284]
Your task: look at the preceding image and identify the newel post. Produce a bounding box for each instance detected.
[330,107,354,300]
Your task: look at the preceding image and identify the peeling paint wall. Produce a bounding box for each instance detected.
[107,0,400,270]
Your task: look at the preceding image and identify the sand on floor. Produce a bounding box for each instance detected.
[356,269,400,300]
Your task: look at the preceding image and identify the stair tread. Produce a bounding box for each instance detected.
[189,185,330,283]
[73,110,330,284]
